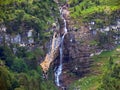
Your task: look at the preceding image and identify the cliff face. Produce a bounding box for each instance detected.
[59,19,120,87]
[40,32,60,73]
[57,25,94,86]
[38,3,120,89]
[50,4,96,86]
[52,5,120,87]
[0,0,119,90]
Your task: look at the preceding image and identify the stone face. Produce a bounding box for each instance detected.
[55,12,99,85]
[40,3,97,87]
[52,23,97,86]
[40,54,51,73]
[40,32,60,73]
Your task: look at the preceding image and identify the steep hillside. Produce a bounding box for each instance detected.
[0,0,120,90]
[66,0,120,90]
[69,46,120,90]
[0,0,59,32]
[0,0,59,90]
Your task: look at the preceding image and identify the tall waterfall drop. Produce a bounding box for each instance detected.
[55,6,68,87]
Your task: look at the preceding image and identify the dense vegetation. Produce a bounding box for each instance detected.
[69,46,120,90]
[0,0,120,90]
[0,0,59,90]
[0,0,59,42]
[68,0,120,50]
[68,0,120,90]
[0,45,57,90]
[68,0,120,27]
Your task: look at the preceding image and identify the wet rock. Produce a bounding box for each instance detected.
[52,24,96,86]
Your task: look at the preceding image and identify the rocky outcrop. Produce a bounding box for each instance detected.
[40,32,61,73]
[40,2,97,88]
[40,4,70,74]
[0,24,34,47]
[54,25,95,86]
[58,13,120,87]
[40,3,96,87]
[53,4,97,86]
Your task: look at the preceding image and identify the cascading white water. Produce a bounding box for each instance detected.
[55,6,68,87]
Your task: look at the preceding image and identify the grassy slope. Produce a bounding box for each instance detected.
[68,0,120,28]
[69,46,120,90]
[68,1,120,90]
[68,0,120,18]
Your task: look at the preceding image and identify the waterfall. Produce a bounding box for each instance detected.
[55,6,68,87]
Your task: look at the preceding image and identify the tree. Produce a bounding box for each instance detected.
[98,64,120,90]
[0,66,14,90]
[11,58,27,73]
[0,46,14,67]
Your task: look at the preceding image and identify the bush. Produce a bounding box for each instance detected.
[11,58,28,73]
[98,62,120,90]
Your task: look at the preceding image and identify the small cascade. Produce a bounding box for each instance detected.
[40,2,68,88]
[55,6,68,87]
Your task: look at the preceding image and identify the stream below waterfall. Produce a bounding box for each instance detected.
[54,5,68,88]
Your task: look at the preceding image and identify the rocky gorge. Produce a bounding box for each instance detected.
[41,1,120,89]
[0,0,120,90]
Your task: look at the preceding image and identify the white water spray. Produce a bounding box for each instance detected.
[55,6,68,87]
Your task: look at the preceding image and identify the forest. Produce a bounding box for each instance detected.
[0,0,120,90]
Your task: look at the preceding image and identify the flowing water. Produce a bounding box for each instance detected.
[55,6,68,87]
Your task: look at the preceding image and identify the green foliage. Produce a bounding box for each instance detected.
[98,64,120,90]
[69,46,120,90]
[69,76,100,90]
[40,81,57,90]
[0,65,18,90]
[11,57,28,73]
[107,56,114,69]
[108,0,120,6]
[89,40,98,46]
[25,51,38,70]
[0,0,59,90]
[16,47,27,58]
[0,46,14,67]
[0,44,57,90]
[69,0,120,26]
[0,0,59,43]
